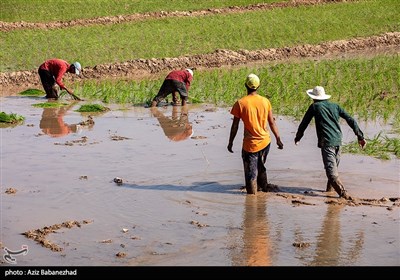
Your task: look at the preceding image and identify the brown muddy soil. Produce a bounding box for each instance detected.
[0,0,354,32]
[1,32,399,96]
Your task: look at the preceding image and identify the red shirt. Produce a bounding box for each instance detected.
[165,70,193,91]
[39,59,70,89]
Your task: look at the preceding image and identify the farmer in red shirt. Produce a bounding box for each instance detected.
[38,59,82,100]
[151,69,193,107]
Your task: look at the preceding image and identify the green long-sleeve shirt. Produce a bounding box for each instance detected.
[295,100,364,148]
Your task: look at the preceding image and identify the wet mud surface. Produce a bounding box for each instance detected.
[1,97,399,266]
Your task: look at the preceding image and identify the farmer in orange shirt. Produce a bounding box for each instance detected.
[38,58,82,100]
[227,74,283,194]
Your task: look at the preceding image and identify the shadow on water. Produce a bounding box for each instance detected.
[121,181,324,196]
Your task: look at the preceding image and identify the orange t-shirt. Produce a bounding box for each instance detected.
[230,94,272,153]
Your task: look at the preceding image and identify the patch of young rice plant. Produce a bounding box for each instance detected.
[0,112,25,123]
[18,88,45,96]
[342,132,400,160]
[32,102,69,108]
[76,104,110,112]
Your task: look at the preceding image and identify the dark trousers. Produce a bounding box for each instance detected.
[152,79,188,104]
[38,68,58,98]
[242,144,271,194]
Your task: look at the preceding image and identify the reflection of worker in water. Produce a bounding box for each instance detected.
[308,203,364,266]
[239,195,272,266]
[39,103,80,137]
[150,106,193,142]
[291,203,364,266]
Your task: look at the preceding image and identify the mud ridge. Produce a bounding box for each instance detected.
[1,32,398,96]
[0,0,355,32]
[23,220,93,252]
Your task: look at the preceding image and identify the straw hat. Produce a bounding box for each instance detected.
[306,86,331,100]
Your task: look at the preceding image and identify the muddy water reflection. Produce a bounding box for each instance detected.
[150,106,193,142]
[239,195,273,266]
[39,102,79,137]
[1,96,399,266]
[308,203,364,266]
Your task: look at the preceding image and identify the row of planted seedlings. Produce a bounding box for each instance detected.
[61,54,399,160]
[2,0,399,72]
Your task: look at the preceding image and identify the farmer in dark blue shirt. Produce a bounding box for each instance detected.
[294,86,366,201]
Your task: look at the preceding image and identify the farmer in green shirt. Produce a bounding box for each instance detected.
[294,86,366,200]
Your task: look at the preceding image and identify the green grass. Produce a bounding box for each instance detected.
[0,0,284,22]
[1,0,399,72]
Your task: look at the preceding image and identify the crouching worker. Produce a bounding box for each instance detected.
[38,58,82,100]
[151,68,193,107]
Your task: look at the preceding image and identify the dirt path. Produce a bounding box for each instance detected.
[0,0,355,32]
[1,32,399,96]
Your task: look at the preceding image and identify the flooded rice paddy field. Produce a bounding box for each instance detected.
[1,96,399,266]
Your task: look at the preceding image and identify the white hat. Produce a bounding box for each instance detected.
[73,62,82,75]
[186,68,193,77]
[306,86,331,100]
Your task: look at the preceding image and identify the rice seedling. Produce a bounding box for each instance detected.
[0,112,25,124]
[76,104,110,112]
[18,88,45,96]
[342,132,400,160]
[32,102,69,108]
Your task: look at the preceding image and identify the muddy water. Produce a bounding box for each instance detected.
[1,96,399,266]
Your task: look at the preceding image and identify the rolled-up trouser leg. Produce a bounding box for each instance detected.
[257,144,270,192]
[321,146,346,196]
[242,145,271,194]
[242,149,258,195]
[329,177,346,197]
[257,171,268,192]
[247,179,257,195]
